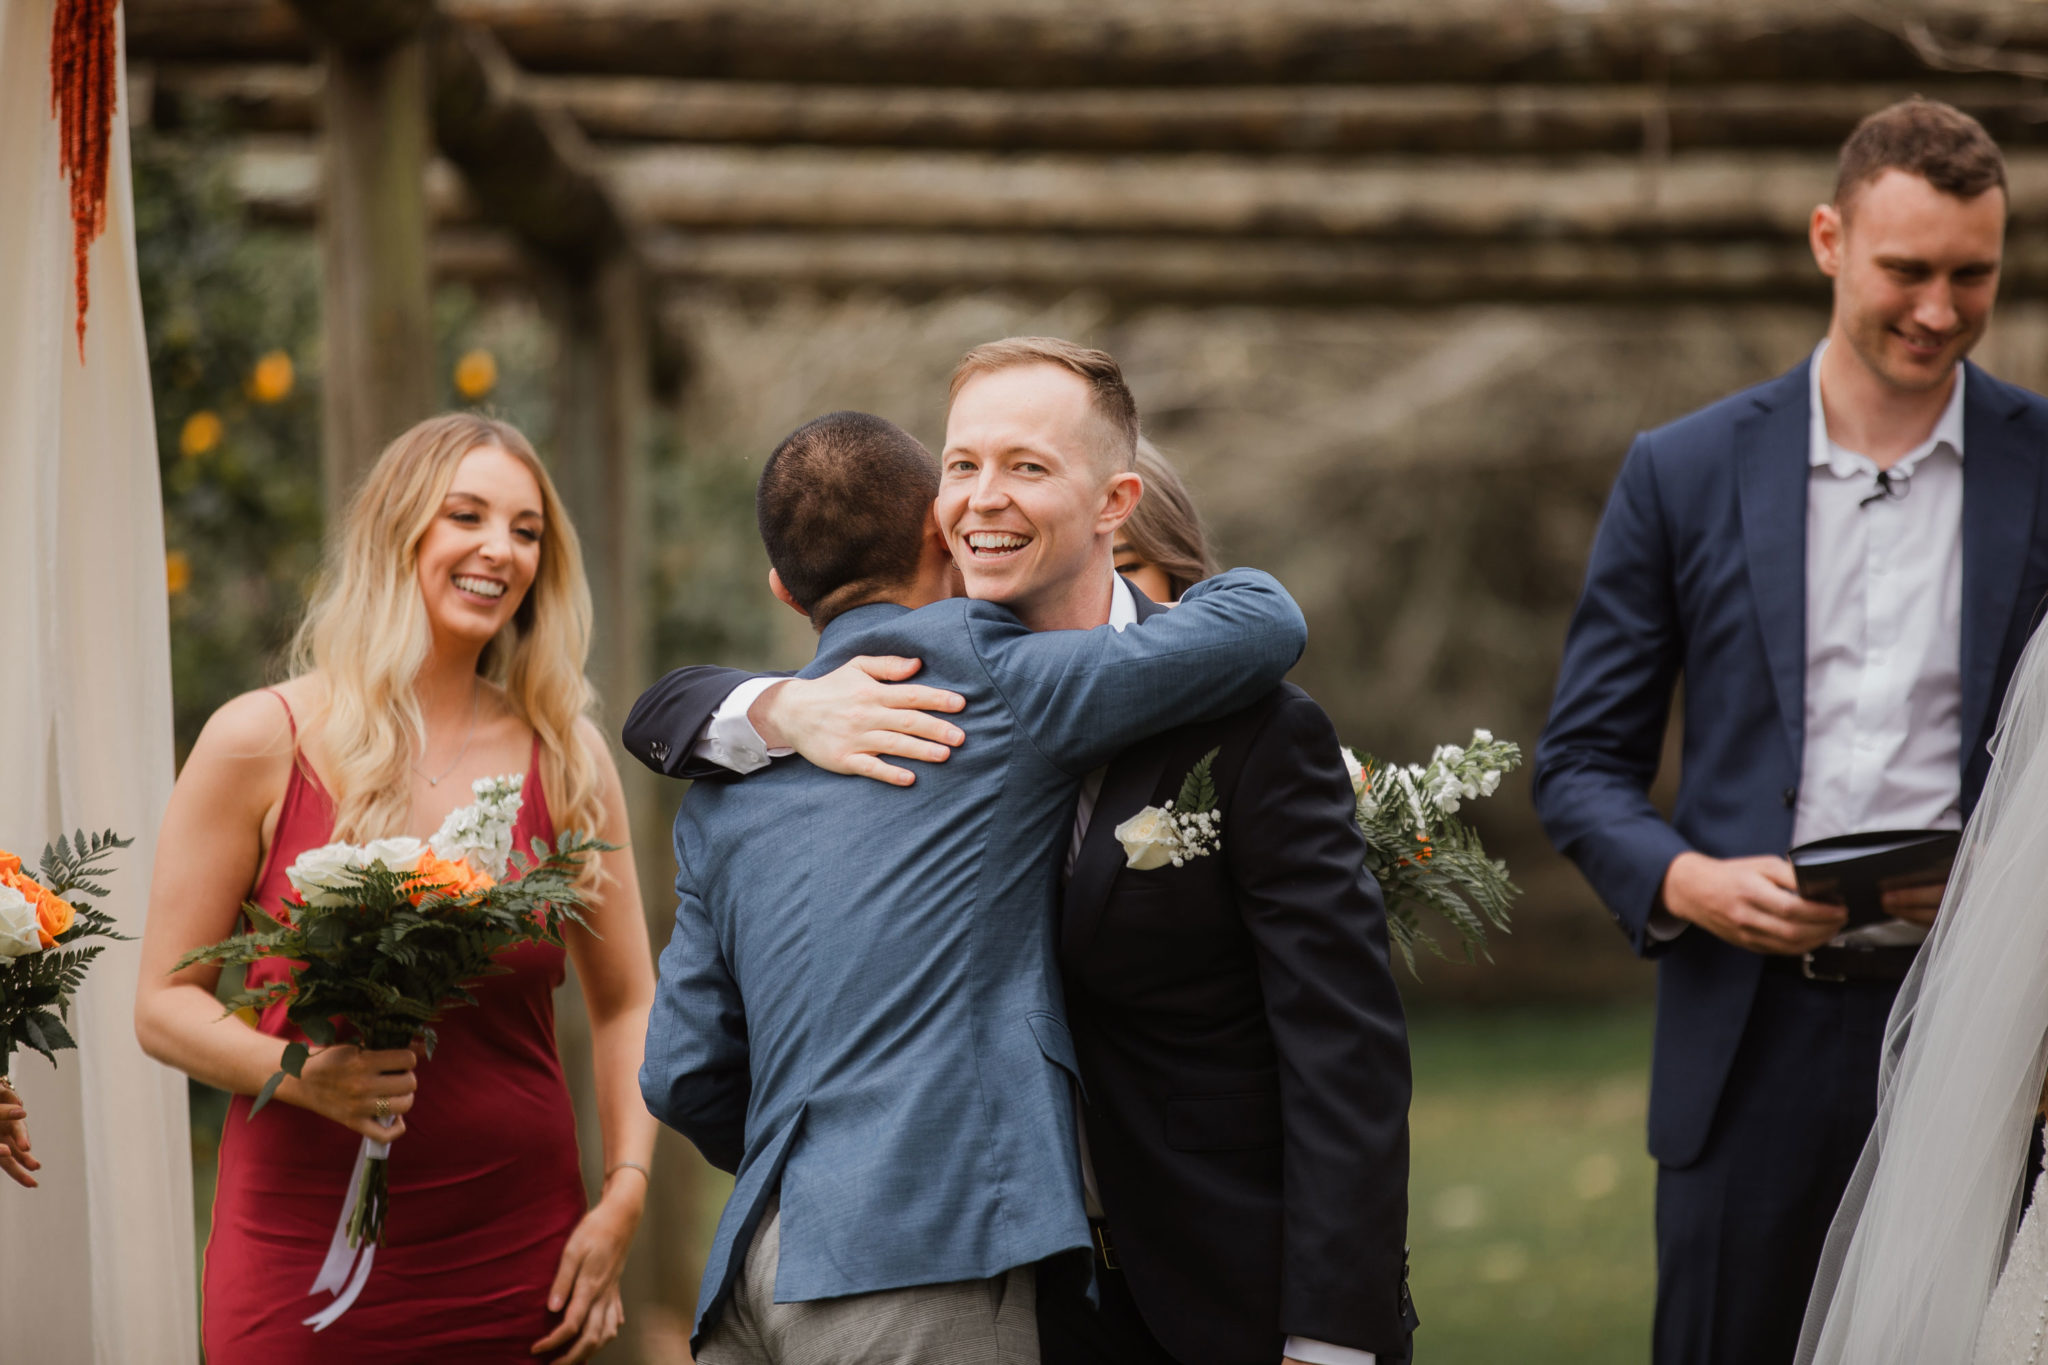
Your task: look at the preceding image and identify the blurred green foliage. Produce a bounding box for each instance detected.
[135,128,324,756]
[646,430,786,676]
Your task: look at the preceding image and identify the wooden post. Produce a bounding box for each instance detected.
[291,0,438,514]
[544,248,711,1363]
[546,250,648,748]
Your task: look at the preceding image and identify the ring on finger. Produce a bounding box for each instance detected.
[373,1096,391,1122]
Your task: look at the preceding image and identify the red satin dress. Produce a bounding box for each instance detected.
[202,694,588,1362]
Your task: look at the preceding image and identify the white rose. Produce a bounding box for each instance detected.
[0,883,42,958]
[360,837,427,873]
[1340,746,1366,791]
[1114,806,1182,871]
[286,841,369,907]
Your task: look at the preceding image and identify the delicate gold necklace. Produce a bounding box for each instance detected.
[414,683,480,787]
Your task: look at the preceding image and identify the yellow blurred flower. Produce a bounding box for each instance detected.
[179,410,222,459]
[249,350,294,403]
[165,550,191,596]
[454,349,498,401]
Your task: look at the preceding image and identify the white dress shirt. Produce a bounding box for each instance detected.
[1649,341,1967,951]
[1799,341,1966,947]
[694,674,791,773]
[702,575,1374,1363]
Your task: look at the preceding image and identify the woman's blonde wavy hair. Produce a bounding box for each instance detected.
[288,413,604,851]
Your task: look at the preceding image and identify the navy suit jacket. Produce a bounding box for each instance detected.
[1533,357,2048,1167]
[1059,595,1414,1363]
[637,570,1307,1346]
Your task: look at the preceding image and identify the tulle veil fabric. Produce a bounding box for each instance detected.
[1798,621,2048,1364]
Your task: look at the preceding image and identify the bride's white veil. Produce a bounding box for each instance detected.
[1799,620,2048,1364]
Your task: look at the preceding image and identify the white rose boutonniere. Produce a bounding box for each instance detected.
[1114,806,1182,871]
[286,841,369,908]
[1113,748,1223,871]
[0,882,43,959]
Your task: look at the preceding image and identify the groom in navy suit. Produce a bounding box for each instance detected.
[1535,100,2048,1363]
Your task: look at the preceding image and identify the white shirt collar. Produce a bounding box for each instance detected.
[1107,570,1138,633]
[1808,338,1966,478]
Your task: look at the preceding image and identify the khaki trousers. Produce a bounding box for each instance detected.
[696,1197,1038,1365]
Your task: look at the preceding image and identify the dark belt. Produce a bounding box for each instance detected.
[1089,1218,1119,1271]
[1767,942,1921,983]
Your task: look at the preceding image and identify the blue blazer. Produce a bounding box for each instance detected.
[640,569,1307,1346]
[1533,358,2048,1168]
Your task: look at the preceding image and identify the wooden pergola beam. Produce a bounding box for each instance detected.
[388,224,2048,305]
[286,0,437,514]
[219,136,2048,243]
[427,20,630,270]
[125,0,2048,87]
[289,0,432,54]
[592,144,1918,240]
[147,66,2048,156]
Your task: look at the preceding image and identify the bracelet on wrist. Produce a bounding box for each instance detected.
[605,1159,651,1187]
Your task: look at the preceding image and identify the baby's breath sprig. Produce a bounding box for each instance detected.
[1343,730,1522,970]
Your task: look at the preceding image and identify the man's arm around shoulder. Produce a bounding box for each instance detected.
[973,567,1307,775]
[623,665,774,782]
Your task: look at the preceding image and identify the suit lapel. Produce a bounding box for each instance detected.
[1959,362,2038,759]
[1062,737,1176,963]
[1735,363,1813,773]
[1061,582,1172,963]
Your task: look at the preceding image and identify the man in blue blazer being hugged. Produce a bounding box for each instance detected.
[638,354,1308,1362]
[1535,100,2048,1363]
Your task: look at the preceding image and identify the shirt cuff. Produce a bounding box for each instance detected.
[1284,1337,1375,1365]
[1645,904,1689,942]
[692,677,793,774]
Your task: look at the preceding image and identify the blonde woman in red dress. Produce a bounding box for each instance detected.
[136,413,658,1363]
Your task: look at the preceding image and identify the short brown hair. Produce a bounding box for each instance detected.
[948,336,1140,470]
[1835,97,2007,213]
[1121,438,1217,600]
[757,411,939,630]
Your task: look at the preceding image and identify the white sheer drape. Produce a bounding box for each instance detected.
[0,3,197,1361]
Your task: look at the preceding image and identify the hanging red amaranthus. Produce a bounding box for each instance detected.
[50,0,119,359]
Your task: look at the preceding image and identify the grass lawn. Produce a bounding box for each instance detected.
[1407,1005,1657,1364]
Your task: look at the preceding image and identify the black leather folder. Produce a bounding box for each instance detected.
[1788,828,1962,930]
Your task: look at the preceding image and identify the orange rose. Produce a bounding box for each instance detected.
[0,849,20,877]
[0,867,75,948]
[406,852,496,906]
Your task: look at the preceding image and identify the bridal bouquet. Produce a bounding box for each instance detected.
[176,775,609,1330]
[0,831,132,1074]
[1343,730,1522,968]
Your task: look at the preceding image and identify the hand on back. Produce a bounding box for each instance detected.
[1661,851,1847,955]
[754,656,966,787]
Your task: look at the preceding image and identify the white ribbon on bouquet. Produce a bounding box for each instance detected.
[302,1134,391,1331]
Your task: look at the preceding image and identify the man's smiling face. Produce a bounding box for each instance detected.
[1818,167,2005,394]
[937,363,1140,631]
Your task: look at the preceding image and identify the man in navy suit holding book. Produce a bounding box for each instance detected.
[1535,99,2048,1363]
